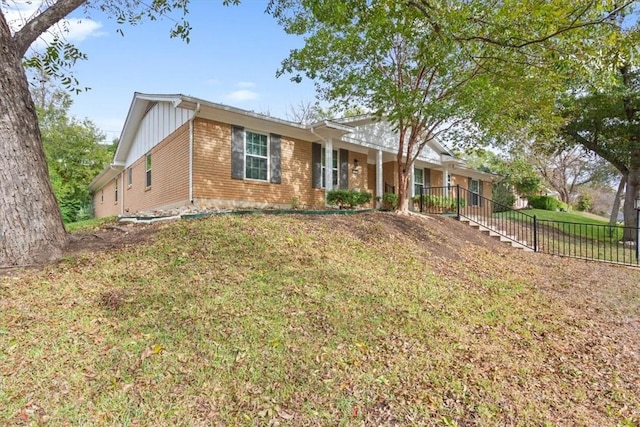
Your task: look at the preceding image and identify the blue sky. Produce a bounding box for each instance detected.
[10,1,319,142]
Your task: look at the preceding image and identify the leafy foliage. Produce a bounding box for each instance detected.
[380,192,398,211]
[491,183,517,212]
[36,87,113,223]
[412,194,466,212]
[528,195,568,212]
[326,189,372,209]
[270,0,632,212]
[575,193,593,212]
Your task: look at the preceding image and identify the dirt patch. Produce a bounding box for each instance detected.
[64,221,166,257]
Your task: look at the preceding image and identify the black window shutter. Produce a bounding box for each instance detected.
[231,126,245,180]
[424,168,431,187]
[340,149,349,189]
[479,179,484,207]
[270,134,281,184]
[312,143,322,188]
[467,177,472,204]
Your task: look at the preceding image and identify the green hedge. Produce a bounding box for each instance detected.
[326,189,372,209]
[380,193,398,211]
[412,194,466,210]
[528,195,567,211]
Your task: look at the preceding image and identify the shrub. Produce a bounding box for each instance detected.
[380,193,398,211]
[492,183,516,213]
[326,189,372,209]
[412,194,465,211]
[575,193,593,212]
[528,195,567,211]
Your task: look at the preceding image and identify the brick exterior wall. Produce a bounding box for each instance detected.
[122,123,190,214]
[431,169,444,187]
[367,164,376,198]
[382,161,397,192]
[192,118,326,209]
[92,115,493,216]
[93,178,120,217]
[450,173,493,199]
[346,151,369,192]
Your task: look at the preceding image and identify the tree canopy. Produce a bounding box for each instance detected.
[35,87,114,223]
[270,0,635,212]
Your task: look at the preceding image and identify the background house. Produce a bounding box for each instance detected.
[89,93,493,216]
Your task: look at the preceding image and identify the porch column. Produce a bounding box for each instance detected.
[410,165,415,198]
[325,138,334,200]
[443,167,450,196]
[376,149,383,208]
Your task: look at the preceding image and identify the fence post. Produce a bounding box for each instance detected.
[533,215,538,252]
[456,185,461,219]
[636,211,639,263]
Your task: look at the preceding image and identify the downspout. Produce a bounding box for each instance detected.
[189,102,201,204]
[121,170,125,216]
[102,163,124,215]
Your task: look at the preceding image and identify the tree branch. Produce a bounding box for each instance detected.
[450,1,633,49]
[407,0,633,50]
[13,0,87,57]
[565,128,629,175]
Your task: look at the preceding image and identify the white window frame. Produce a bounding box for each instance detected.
[244,130,269,182]
[114,178,118,203]
[145,153,152,188]
[413,167,424,197]
[321,148,338,189]
[127,167,133,187]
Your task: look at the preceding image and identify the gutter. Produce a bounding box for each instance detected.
[189,102,201,203]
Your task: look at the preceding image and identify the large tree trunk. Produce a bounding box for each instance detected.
[396,155,411,213]
[623,168,640,242]
[609,174,626,226]
[0,18,67,267]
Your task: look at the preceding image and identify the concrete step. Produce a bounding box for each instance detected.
[459,216,532,252]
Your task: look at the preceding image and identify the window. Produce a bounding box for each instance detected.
[145,153,152,187]
[470,179,480,206]
[321,148,338,188]
[414,167,424,196]
[114,178,118,202]
[127,167,132,186]
[245,131,268,181]
[100,190,104,204]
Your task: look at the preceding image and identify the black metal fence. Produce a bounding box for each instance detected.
[415,185,639,267]
[537,219,638,266]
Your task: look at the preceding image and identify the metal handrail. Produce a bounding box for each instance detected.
[417,185,639,266]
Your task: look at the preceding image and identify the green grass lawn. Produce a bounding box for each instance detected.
[1,213,639,425]
[65,216,118,233]
[496,208,611,224]
[521,209,611,224]
[496,209,638,264]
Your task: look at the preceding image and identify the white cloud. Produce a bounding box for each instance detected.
[236,81,256,88]
[226,89,259,101]
[206,78,220,86]
[1,1,105,51]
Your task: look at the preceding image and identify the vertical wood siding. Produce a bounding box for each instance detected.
[126,103,191,167]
